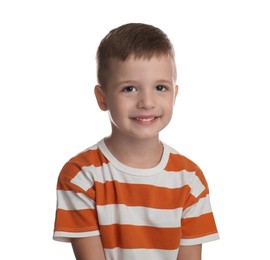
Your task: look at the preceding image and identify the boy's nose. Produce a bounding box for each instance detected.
[137,91,155,109]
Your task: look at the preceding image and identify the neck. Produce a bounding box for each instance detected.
[104,134,163,168]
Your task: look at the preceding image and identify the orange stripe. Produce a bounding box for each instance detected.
[183,191,209,210]
[165,153,198,172]
[165,153,210,200]
[57,148,108,188]
[54,209,99,232]
[183,194,199,210]
[56,178,90,193]
[95,181,189,209]
[100,224,181,250]
[165,154,207,185]
[69,148,109,168]
[181,212,218,238]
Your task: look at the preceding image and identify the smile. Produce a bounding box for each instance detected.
[135,117,156,122]
[130,115,160,125]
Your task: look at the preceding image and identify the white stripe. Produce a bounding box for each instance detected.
[70,168,95,191]
[105,247,179,260]
[180,233,220,246]
[72,163,201,191]
[53,230,100,242]
[182,195,212,218]
[98,139,170,176]
[97,204,182,228]
[57,190,95,210]
[189,174,205,197]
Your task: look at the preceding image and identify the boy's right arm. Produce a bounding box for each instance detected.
[71,236,106,260]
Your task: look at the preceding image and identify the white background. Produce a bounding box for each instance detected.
[1,0,269,259]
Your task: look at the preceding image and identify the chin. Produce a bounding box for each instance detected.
[130,132,160,140]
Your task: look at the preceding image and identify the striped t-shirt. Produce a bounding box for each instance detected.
[53,139,219,259]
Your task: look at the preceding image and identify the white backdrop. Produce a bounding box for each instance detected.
[1,0,269,259]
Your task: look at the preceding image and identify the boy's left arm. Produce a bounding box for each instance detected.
[177,244,202,260]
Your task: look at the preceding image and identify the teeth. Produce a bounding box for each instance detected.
[135,117,155,122]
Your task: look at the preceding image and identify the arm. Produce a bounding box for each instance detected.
[177,244,202,260]
[71,236,106,260]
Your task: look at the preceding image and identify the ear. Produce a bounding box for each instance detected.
[174,85,179,103]
[94,85,108,111]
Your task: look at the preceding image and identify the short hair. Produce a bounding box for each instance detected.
[96,23,176,86]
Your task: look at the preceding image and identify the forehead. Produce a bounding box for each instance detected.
[107,55,176,81]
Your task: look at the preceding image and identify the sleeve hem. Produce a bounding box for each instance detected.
[180,233,220,246]
[53,230,100,242]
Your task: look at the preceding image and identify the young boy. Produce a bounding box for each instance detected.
[53,23,219,260]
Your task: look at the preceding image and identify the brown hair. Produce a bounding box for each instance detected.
[96,23,176,86]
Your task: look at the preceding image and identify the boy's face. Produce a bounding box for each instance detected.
[95,55,178,141]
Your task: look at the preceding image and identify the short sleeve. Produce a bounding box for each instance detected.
[53,161,100,242]
[180,166,219,245]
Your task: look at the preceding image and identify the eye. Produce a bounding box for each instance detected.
[122,86,137,92]
[155,85,167,91]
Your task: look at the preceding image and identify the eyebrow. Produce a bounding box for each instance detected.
[117,80,139,86]
[155,79,173,85]
[116,79,173,86]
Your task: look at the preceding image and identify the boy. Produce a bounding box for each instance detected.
[53,23,219,260]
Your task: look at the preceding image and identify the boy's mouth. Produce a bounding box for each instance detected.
[130,115,160,123]
[134,117,156,122]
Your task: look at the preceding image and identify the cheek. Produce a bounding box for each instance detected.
[163,101,175,120]
[163,98,175,111]
[107,102,127,121]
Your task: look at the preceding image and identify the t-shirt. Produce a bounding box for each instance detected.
[53,139,219,259]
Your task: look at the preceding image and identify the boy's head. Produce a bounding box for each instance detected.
[96,23,176,87]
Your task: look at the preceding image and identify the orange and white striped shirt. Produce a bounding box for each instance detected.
[54,139,219,259]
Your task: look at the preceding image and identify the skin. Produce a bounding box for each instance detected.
[71,55,202,259]
[177,244,202,260]
[95,55,178,168]
[71,237,106,260]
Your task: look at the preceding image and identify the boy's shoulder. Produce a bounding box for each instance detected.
[165,143,208,187]
[165,143,201,173]
[58,141,107,182]
[72,142,109,166]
